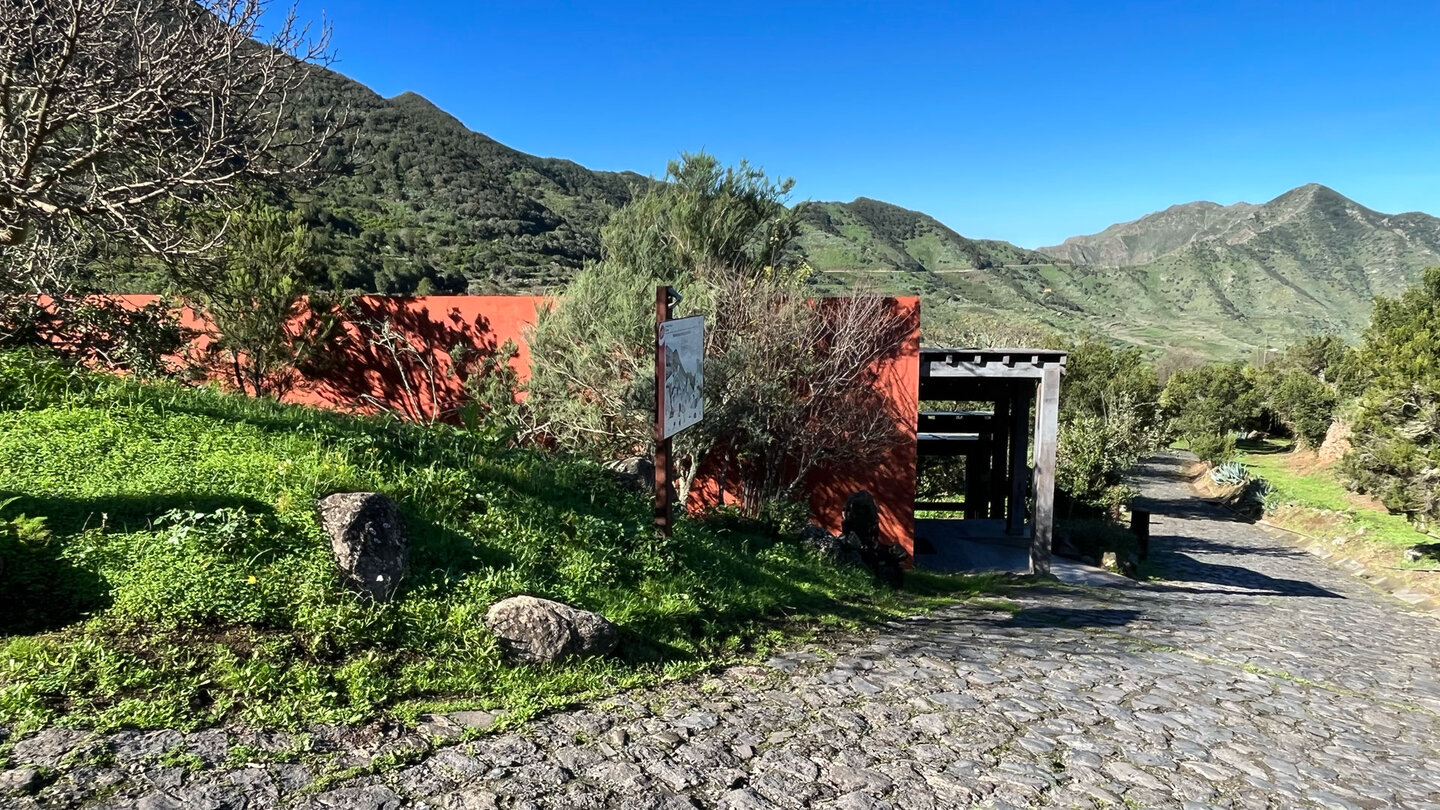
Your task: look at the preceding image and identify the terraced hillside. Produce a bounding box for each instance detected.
[803,186,1440,356]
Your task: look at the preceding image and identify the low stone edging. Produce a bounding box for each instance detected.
[1254,518,1440,621]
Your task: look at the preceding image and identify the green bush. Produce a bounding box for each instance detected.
[0,350,985,733]
[1054,336,1166,510]
[1263,368,1337,448]
[1161,362,1264,438]
[1189,433,1237,465]
[1341,268,1440,525]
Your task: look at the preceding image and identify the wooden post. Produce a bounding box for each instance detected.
[1030,365,1061,575]
[989,396,1010,520]
[964,450,985,520]
[1007,383,1032,537]
[1131,509,1151,561]
[654,286,675,537]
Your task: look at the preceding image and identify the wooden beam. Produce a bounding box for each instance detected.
[917,434,990,457]
[919,378,1025,402]
[914,501,967,512]
[922,361,1050,379]
[1008,383,1032,537]
[1031,365,1061,575]
[918,412,993,433]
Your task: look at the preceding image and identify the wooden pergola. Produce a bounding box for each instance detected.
[917,347,1066,574]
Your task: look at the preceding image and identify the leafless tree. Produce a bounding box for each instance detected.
[0,0,341,295]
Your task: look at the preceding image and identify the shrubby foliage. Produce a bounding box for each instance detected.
[525,153,907,520]
[1341,267,1440,525]
[181,202,345,396]
[1257,367,1337,448]
[1160,361,1264,441]
[1055,336,1166,511]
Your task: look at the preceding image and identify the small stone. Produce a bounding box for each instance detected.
[317,492,409,602]
[448,710,499,730]
[483,596,619,665]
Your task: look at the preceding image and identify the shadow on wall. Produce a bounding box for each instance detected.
[280,296,545,422]
[309,298,507,422]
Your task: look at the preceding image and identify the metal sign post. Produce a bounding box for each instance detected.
[654,286,704,536]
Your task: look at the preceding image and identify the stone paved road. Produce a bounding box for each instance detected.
[6,453,1440,809]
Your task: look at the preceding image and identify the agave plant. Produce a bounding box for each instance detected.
[1210,460,1250,487]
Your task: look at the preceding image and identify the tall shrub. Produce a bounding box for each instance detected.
[1341,267,1440,524]
[524,154,906,521]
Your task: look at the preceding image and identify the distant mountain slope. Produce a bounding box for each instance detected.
[806,186,1440,357]
[294,67,649,293]
[796,198,1050,274]
[1039,199,1260,266]
[1033,184,1440,348]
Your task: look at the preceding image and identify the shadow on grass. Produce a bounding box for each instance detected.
[0,491,276,535]
[1236,438,1292,456]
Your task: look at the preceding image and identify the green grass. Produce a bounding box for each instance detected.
[1235,438,1430,551]
[0,350,1001,734]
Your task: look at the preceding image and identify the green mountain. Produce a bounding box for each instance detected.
[1033,184,1440,353]
[273,65,1440,356]
[1039,200,1261,267]
[796,198,1051,275]
[295,68,649,294]
[800,186,1440,357]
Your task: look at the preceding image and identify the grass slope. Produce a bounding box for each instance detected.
[1235,439,1428,552]
[0,352,998,734]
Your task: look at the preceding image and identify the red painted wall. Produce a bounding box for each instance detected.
[804,297,920,557]
[112,293,920,552]
[117,295,547,419]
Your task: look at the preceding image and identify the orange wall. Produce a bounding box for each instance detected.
[114,293,919,553]
[686,297,920,556]
[801,297,919,557]
[117,295,547,419]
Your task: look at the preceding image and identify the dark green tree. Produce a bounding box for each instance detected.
[1341,267,1440,524]
[1160,361,1265,441]
[182,203,341,397]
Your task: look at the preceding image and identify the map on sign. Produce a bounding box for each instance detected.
[659,316,704,439]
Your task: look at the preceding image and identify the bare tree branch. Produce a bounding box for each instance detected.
[0,0,344,297]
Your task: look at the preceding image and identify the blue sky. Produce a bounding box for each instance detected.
[290,0,1440,248]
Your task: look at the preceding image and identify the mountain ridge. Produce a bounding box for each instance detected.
[276,61,1440,356]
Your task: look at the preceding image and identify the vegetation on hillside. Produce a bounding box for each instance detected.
[1164,268,1440,542]
[0,351,993,733]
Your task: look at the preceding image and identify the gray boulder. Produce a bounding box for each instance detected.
[484,596,618,665]
[0,766,43,796]
[318,492,409,602]
[603,456,655,494]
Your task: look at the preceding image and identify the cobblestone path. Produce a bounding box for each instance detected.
[6,453,1440,809]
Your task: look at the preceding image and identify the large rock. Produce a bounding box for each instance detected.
[484,596,618,665]
[603,456,655,494]
[317,492,409,602]
[1318,420,1352,466]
